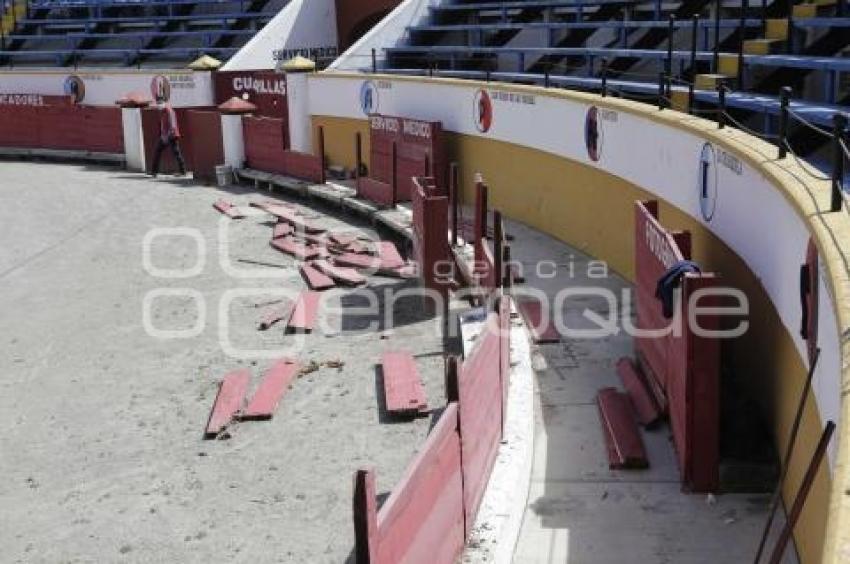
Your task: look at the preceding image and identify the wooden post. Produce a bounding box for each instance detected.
[318,126,326,185]
[352,468,378,564]
[450,162,459,247]
[493,210,503,290]
[391,141,398,209]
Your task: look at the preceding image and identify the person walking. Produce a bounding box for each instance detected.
[150,97,186,177]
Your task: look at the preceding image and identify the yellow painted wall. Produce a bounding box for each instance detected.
[312,114,832,563]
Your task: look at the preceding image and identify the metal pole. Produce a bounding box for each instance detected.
[690,14,699,82]
[831,113,847,213]
[371,48,376,74]
[738,0,748,87]
[544,69,550,88]
[688,82,695,114]
[766,421,836,564]
[752,349,820,564]
[667,15,675,79]
[354,132,362,195]
[713,0,721,72]
[601,58,608,97]
[778,86,791,159]
[658,72,666,110]
[718,81,726,129]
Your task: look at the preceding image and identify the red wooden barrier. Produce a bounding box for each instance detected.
[633,200,719,492]
[242,115,324,183]
[0,104,123,154]
[357,176,395,207]
[186,110,224,183]
[411,176,451,300]
[214,70,288,123]
[368,114,446,201]
[354,403,466,564]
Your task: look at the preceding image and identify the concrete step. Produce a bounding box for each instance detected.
[743,38,784,55]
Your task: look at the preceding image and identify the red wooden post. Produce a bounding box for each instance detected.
[450,162,459,247]
[318,125,326,184]
[474,181,488,263]
[355,131,362,196]
[493,210,503,290]
[353,468,378,564]
[391,141,398,209]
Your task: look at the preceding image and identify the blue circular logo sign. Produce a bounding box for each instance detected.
[584,106,602,162]
[360,81,379,115]
[63,75,85,103]
[698,143,718,222]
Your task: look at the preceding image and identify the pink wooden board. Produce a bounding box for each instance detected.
[242,359,300,420]
[204,369,250,439]
[381,351,428,415]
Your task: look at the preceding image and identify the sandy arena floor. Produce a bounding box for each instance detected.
[0,161,447,563]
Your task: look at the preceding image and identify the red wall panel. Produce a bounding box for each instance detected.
[0,105,122,154]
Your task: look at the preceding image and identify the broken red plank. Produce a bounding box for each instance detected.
[264,205,325,233]
[334,253,381,270]
[287,291,322,333]
[259,301,294,331]
[617,357,662,427]
[375,241,404,269]
[381,351,428,415]
[204,369,251,439]
[313,259,367,286]
[517,299,560,343]
[270,237,322,261]
[596,387,649,469]
[346,240,372,255]
[213,199,245,219]
[241,359,301,420]
[272,223,294,240]
[330,232,358,246]
[251,200,297,211]
[300,262,336,291]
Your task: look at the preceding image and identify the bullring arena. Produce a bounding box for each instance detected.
[1,1,850,563]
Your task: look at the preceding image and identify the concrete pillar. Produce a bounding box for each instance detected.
[121,107,146,172]
[221,114,246,168]
[280,56,316,154]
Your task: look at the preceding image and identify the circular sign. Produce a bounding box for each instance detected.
[150,75,171,102]
[473,89,493,133]
[584,106,603,162]
[63,75,85,104]
[359,80,379,115]
[698,142,718,222]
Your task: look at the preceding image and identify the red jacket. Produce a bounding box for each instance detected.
[159,104,180,140]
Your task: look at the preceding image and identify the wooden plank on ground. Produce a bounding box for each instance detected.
[272,223,294,240]
[334,253,381,270]
[241,359,301,420]
[264,204,325,233]
[596,387,649,469]
[312,259,367,286]
[287,291,321,333]
[617,357,662,427]
[213,199,244,219]
[270,237,322,261]
[375,241,404,269]
[300,262,336,291]
[330,232,358,246]
[204,369,251,439]
[517,298,560,343]
[381,351,428,415]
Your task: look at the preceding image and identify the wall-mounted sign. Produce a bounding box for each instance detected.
[272,46,339,64]
[698,142,718,222]
[214,71,287,117]
[360,80,379,115]
[473,89,493,133]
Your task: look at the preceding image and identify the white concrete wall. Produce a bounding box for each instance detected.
[0,70,214,107]
[329,0,441,72]
[222,0,338,71]
[307,72,843,467]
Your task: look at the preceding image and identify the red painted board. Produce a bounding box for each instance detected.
[382,351,428,415]
[376,241,405,269]
[312,259,367,286]
[241,359,300,420]
[287,291,321,333]
[204,369,251,439]
[334,253,381,270]
[213,199,244,219]
[616,357,662,427]
[265,204,325,234]
[251,199,297,211]
[330,232,358,246]
[272,223,294,240]
[259,302,294,331]
[596,387,649,469]
[375,403,465,564]
[300,263,336,291]
[270,237,322,261]
[346,241,372,255]
[516,299,560,343]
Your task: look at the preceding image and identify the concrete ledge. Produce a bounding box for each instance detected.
[0,147,125,165]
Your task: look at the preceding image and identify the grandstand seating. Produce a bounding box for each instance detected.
[379,0,850,160]
[0,0,282,66]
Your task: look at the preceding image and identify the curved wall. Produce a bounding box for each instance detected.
[306,72,850,564]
